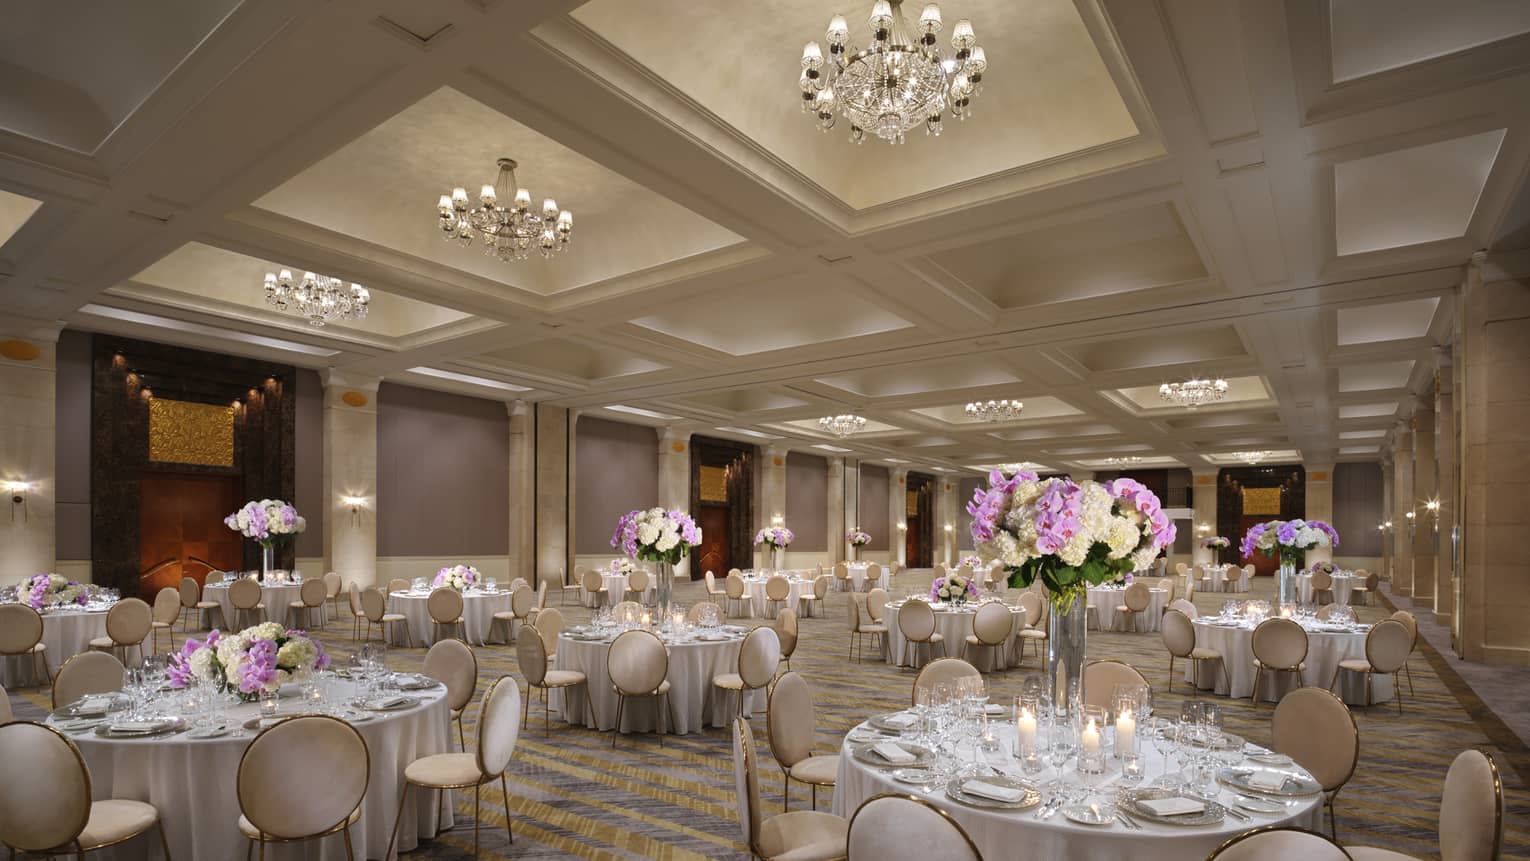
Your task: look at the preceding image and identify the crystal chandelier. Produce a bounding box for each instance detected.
[819,414,868,437]
[1159,376,1229,409]
[1235,450,1271,465]
[263,269,369,327]
[1104,456,1143,468]
[964,399,1023,421]
[799,0,987,144]
[437,158,572,262]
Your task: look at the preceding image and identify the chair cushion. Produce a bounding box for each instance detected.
[238,805,360,839]
[88,636,114,648]
[1253,659,1306,670]
[1338,659,1374,672]
[78,799,159,850]
[714,672,746,690]
[195,601,220,609]
[492,611,516,620]
[380,613,407,622]
[1189,648,1223,660]
[1345,848,1415,861]
[151,621,171,630]
[859,624,888,634]
[613,679,671,695]
[544,669,586,687]
[757,809,849,861]
[288,600,309,608]
[404,752,482,788]
[787,754,840,786]
[1019,629,1047,639]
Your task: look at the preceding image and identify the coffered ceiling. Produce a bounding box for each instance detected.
[3,0,1529,479]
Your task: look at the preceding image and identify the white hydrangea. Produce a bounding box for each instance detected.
[1106,519,1140,559]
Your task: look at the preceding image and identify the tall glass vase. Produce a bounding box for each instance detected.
[260,543,275,582]
[850,545,859,562]
[656,560,674,618]
[1278,558,1299,607]
[1047,593,1088,718]
[770,545,784,572]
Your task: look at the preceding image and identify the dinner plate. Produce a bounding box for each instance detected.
[242,716,291,731]
[186,725,231,739]
[850,742,936,769]
[892,768,934,785]
[362,696,419,712]
[1060,803,1114,826]
[1120,788,1227,826]
[867,711,921,732]
[1247,753,1293,766]
[1217,767,1322,797]
[393,674,441,691]
[945,775,1040,810]
[846,729,886,744]
[94,718,186,738]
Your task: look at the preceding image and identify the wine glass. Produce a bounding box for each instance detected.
[1146,717,1178,788]
[1046,719,1076,790]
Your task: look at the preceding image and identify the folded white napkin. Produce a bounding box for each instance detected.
[871,742,917,764]
[108,717,168,733]
[963,780,1024,802]
[369,696,411,710]
[982,704,1006,715]
[1137,796,1205,816]
[1248,771,1289,791]
[881,713,916,728]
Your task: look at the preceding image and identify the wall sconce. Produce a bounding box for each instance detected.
[771,514,784,526]
[1424,498,1440,532]
[1196,522,1211,534]
[896,522,907,532]
[1,480,29,522]
[943,523,953,533]
[341,495,368,526]
[1404,510,1416,537]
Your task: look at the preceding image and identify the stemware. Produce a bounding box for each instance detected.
[1146,717,1178,788]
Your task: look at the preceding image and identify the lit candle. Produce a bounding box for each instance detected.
[641,612,651,628]
[1116,708,1136,757]
[1081,717,1101,758]
[1016,705,1037,752]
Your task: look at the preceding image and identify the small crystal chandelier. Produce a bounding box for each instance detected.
[1104,456,1143,468]
[964,399,1023,422]
[819,414,868,438]
[799,0,987,144]
[263,269,369,327]
[1159,376,1229,409]
[1235,450,1271,465]
[437,158,572,262]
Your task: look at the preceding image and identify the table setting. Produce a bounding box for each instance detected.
[832,683,1322,860]
[203,573,311,628]
[737,571,812,618]
[1189,601,1388,704]
[1084,583,1168,632]
[0,576,119,684]
[845,561,889,592]
[882,594,1025,670]
[387,574,514,646]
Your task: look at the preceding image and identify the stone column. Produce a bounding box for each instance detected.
[1433,348,1456,623]
[843,459,860,557]
[935,478,954,566]
[1190,470,1219,565]
[1305,464,1335,566]
[1391,422,1415,595]
[826,458,845,563]
[321,372,379,586]
[1380,461,1394,580]
[507,400,534,584]
[535,406,573,589]
[1412,398,1437,610]
[657,427,692,578]
[0,327,59,584]
[757,445,787,567]
[891,467,909,566]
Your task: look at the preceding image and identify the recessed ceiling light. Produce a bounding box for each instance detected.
[78,304,340,357]
[407,367,532,392]
[605,404,680,420]
[812,444,853,453]
[883,458,911,464]
[715,426,781,440]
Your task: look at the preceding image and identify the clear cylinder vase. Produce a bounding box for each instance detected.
[850,546,859,562]
[1278,559,1298,607]
[656,560,674,618]
[770,545,783,572]
[260,543,275,582]
[1047,592,1088,718]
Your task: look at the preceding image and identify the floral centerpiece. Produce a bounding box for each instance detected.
[755,525,794,571]
[21,573,88,611]
[612,508,702,615]
[607,557,635,576]
[931,571,979,606]
[968,471,1175,711]
[846,528,871,560]
[433,564,479,591]
[1201,535,1231,563]
[225,499,306,580]
[1240,518,1339,605]
[1309,560,1337,576]
[957,554,985,571]
[168,623,329,701]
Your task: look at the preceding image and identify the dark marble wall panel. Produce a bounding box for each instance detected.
[1334,461,1384,556]
[293,369,323,559]
[55,330,92,560]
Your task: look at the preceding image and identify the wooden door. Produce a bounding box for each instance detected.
[1236,515,1278,577]
[697,506,731,580]
[139,473,242,595]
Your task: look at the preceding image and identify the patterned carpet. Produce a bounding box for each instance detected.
[9,572,1530,859]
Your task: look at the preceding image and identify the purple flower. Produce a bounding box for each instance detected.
[1239,523,1268,558]
[1276,522,1299,545]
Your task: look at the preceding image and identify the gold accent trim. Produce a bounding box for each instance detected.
[699,466,729,503]
[341,390,369,407]
[1206,825,1347,858]
[0,339,40,361]
[148,398,235,466]
[1241,486,1282,515]
[850,794,979,860]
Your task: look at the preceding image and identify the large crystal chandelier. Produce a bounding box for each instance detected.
[1235,450,1271,465]
[263,269,369,327]
[1104,456,1143,468]
[799,1,987,144]
[1159,376,1229,409]
[437,158,572,262]
[964,398,1023,422]
[819,414,868,438]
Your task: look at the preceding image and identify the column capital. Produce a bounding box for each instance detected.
[319,370,380,392]
[505,399,531,418]
[1305,463,1335,480]
[1190,468,1219,480]
[826,456,844,474]
[658,425,692,455]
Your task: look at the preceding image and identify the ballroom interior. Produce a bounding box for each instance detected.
[2,1,1530,859]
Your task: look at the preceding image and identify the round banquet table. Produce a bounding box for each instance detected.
[1199,565,1239,593]
[0,604,113,686]
[56,686,453,860]
[549,628,762,733]
[740,574,809,619]
[1189,617,1391,705]
[1086,586,1168,633]
[204,580,320,629]
[846,562,889,592]
[831,720,1322,861]
[883,600,1025,671]
[1296,573,1358,605]
[387,588,514,647]
[584,572,656,607]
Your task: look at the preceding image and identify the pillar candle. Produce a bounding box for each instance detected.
[1116,708,1136,757]
[1016,706,1037,751]
[1081,717,1101,757]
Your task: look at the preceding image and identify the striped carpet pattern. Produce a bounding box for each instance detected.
[9,572,1530,859]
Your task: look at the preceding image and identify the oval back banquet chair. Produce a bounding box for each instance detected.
[896,600,946,668]
[388,578,410,595]
[713,626,781,723]
[846,596,886,664]
[359,587,411,646]
[766,671,839,811]
[237,715,367,859]
[1082,660,1150,712]
[581,570,609,609]
[388,676,522,861]
[911,658,981,706]
[1115,580,1152,633]
[289,578,328,631]
[764,574,792,617]
[150,586,181,654]
[423,638,479,750]
[1330,618,1412,714]
[347,582,365,640]
[688,602,721,626]
[1161,608,1228,693]
[724,572,748,618]
[1014,591,1048,664]
[1390,610,1420,695]
[1272,687,1359,840]
[608,630,675,747]
[1168,597,1198,619]
[323,571,343,613]
[517,625,587,734]
[0,721,173,859]
[227,578,266,630]
[177,575,221,631]
[1311,569,1335,605]
[864,587,889,627]
[863,562,883,592]
[0,685,9,724]
[774,608,799,673]
[627,568,651,605]
[535,607,565,664]
[848,794,980,861]
[1345,748,1502,861]
[490,584,535,645]
[1251,617,1309,705]
[833,562,851,592]
[961,600,1013,670]
[0,603,49,689]
[705,571,728,606]
[427,588,466,643]
[52,651,125,711]
[89,597,152,667]
[733,716,848,861]
[796,574,824,618]
[1207,825,1353,860]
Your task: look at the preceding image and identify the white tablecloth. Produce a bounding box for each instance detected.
[883,601,1025,670]
[1296,573,1358,605]
[1198,565,1245,593]
[740,575,808,619]
[1190,618,1393,705]
[0,605,113,686]
[549,631,761,733]
[204,581,320,629]
[832,721,1321,861]
[388,590,514,647]
[584,572,656,607]
[846,562,889,592]
[62,687,453,860]
[1086,587,1168,632]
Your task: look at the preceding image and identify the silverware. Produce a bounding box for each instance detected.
[1224,804,1252,821]
[1114,811,1140,830]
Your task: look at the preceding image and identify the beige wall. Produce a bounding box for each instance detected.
[0,326,58,585]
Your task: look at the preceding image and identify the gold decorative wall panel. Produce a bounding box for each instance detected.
[1241,486,1282,516]
[906,491,919,517]
[699,466,729,503]
[149,399,235,467]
